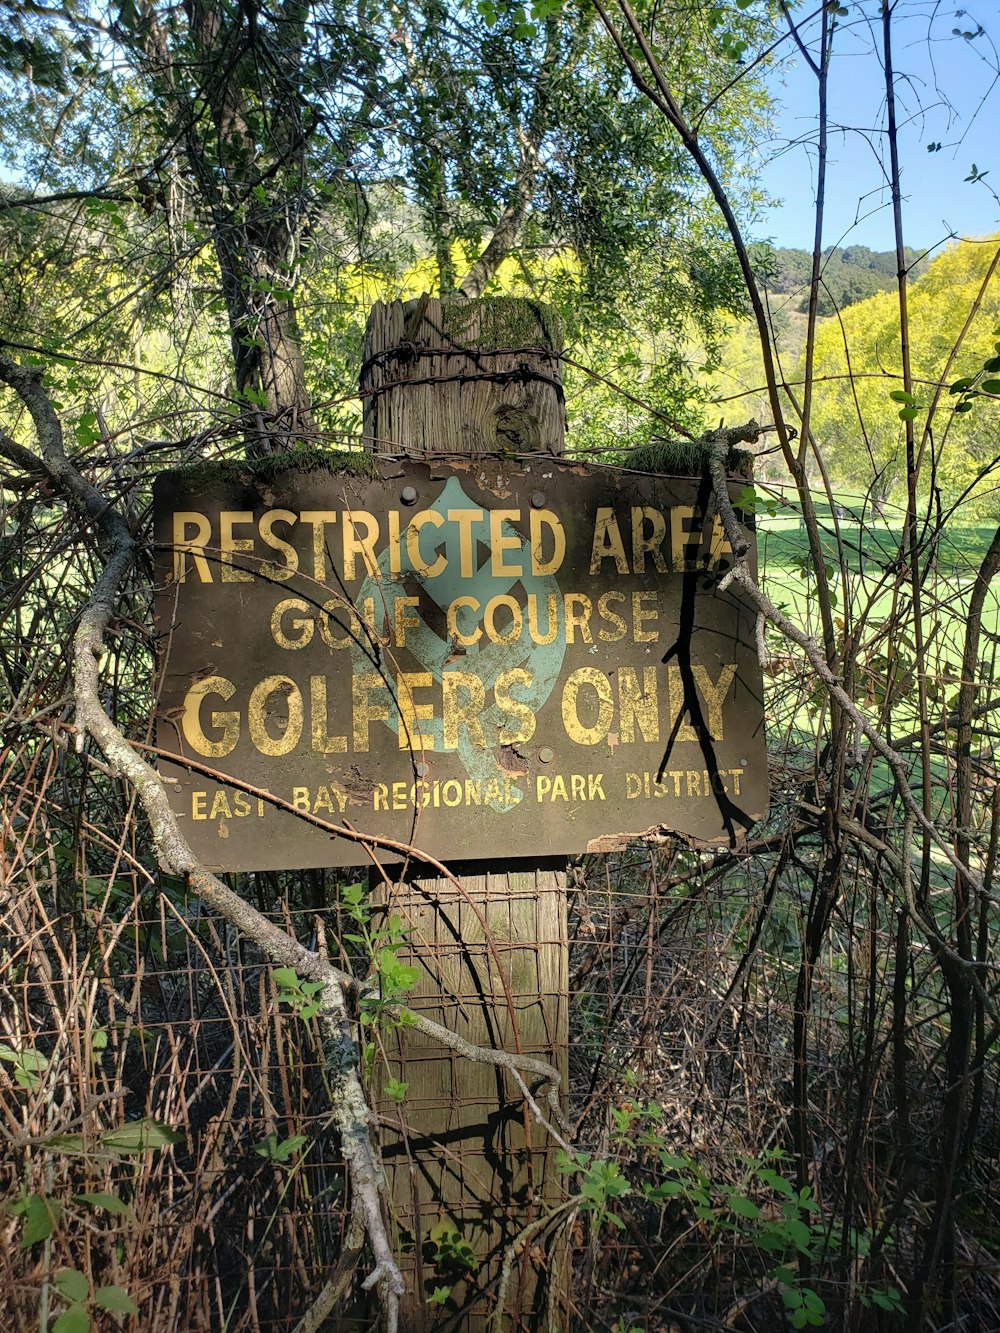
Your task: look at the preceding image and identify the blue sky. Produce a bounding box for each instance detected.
[752,3,999,253]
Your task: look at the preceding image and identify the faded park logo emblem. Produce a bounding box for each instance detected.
[353,477,566,811]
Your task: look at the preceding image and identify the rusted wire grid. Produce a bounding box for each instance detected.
[7,406,1000,1330]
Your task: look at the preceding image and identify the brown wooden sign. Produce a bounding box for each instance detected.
[153,456,769,869]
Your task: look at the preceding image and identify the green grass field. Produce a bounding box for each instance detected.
[752,495,1000,745]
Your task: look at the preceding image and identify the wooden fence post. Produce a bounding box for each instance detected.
[360,296,570,1331]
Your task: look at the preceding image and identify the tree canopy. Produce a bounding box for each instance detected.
[0,0,774,452]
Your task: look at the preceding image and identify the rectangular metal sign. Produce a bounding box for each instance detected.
[153,457,768,869]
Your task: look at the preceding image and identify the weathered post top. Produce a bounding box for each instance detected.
[361,295,564,455]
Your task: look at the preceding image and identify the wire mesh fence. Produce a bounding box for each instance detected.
[6,478,1000,1331]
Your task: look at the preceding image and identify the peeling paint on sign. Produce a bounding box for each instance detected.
[153,456,769,869]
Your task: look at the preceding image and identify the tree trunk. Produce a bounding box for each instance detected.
[361,296,569,1331]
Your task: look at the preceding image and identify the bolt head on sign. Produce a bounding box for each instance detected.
[152,456,769,870]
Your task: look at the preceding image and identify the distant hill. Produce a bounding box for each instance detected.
[754,244,930,316]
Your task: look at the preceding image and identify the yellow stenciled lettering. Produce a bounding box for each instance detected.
[632,591,659,643]
[529,508,565,576]
[693,663,738,740]
[597,591,627,642]
[562,667,614,745]
[489,509,522,577]
[448,507,485,577]
[589,507,629,574]
[353,673,389,752]
[191,791,208,819]
[484,594,522,645]
[495,667,536,744]
[447,596,481,647]
[564,593,593,645]
[442,671,487,749]
[405,510,446,578]
[526,593,558,645]
[310,675,347,752]
[707,514,733,568]
[210,790,232,819]
[300,511,337,581]
[172,512,213,583]
[248,675,303,756]
[618,667,659,743]
[670,505,699,571]
[219,511,255,582]
[271,597,315,649]
[181,675,240,757]
[398,671,436,751]
[258,509,299,581]
[631,506,668,573]
[392,596,421,647]
[667,665,698,743]
[313,786,334,813]
[343,510,380,580]
[319,596,374,650]
[387,510,402,575]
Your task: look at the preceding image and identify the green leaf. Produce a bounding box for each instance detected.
[94,1285,140,1314]
[72,1192,131,1217]
[784,1216,815,1253]
[54,1269,89,1303]
[427,1285,451,1306]
[888,389,914,404]
[18,1194,60,1247]
[385,1076,409,1103]
[757,1169,796,1196]
[0,1043,49,1090]
[100,1119,183,1153]
[253,1133,308,1162]
[272,967,301,989]
[981,379,1000,394]
[898,405,921,421]
[44,1134,86,1155]
[727,1193,761,1219]
[52,1308,90,1333]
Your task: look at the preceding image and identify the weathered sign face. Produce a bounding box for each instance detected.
[152,457,768,870]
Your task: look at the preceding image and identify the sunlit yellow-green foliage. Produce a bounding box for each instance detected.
[3,202,718,460]
[808,235,1000,506]
[704,237,1000,504]
[301,238,715,452]
[0,201,232,448]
